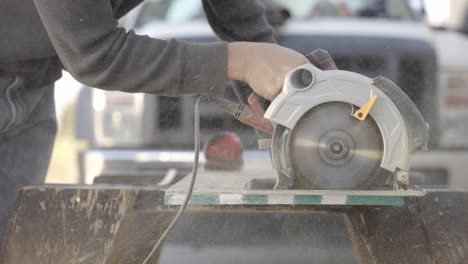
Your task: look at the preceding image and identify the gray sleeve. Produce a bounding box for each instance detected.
[202,0,276,43]
[33,0,227,97]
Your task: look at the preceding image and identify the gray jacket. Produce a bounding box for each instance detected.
[0,0,275,139]
[0,0,275,96]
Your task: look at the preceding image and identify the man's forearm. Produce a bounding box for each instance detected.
[33,0,227,96]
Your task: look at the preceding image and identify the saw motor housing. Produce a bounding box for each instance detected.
[264,63,429,191]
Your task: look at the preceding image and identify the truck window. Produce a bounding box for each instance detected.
[135,0,418,30]
[276,0,418,20]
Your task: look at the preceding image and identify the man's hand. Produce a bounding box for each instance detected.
[227,42,309,100]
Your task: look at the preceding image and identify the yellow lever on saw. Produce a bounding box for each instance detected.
[353,96,378,121]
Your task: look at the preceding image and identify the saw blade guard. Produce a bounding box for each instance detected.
[265,63,429,190]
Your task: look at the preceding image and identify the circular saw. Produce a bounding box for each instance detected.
[264,50,429,191]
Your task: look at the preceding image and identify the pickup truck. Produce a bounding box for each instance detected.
[75,0,468,189]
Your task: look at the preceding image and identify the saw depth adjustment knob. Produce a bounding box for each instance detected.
[353,95,378,121]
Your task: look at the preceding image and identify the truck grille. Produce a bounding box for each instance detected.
[398,57,425,106]
[334,56,387,78]
[158,97,181,128]
[333,55,427,108]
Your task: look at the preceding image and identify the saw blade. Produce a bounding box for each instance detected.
[289,102,383,190]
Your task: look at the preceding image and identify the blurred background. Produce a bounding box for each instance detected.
[46,0,468,191]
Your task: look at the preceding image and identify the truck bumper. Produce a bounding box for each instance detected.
[82,149,468,190]
[82,149,271,185]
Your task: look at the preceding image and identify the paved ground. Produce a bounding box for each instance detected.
[157,211,359,264]
[160,245,357,264]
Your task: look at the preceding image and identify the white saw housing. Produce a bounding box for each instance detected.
[264,63,429,190]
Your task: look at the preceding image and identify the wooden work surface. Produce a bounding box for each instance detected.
[2,185,467,264]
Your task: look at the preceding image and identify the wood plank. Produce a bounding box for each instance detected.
[166,164,424,206]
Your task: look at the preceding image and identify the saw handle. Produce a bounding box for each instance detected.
[243,93,274,134]
[238,104,274,135]
[207,95,274,135]
[247,93,268,118]
[247,49,338,114]
[218,49,338,134]
[244,92,274,134]
[306,49,338,71]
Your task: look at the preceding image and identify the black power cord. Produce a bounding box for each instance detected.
[142,95,205,264]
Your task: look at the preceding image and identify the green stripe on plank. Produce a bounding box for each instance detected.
[164,194,405,206]
[242,195,268,204]
[164,195,172,205]
[294,195,322,205]
[346,195,404,206]
[190,194,220,205]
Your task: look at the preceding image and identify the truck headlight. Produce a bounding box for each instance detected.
[440,71,468,148]
[92,90,145,147]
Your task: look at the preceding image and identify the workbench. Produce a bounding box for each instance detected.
[1,161,467,263]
